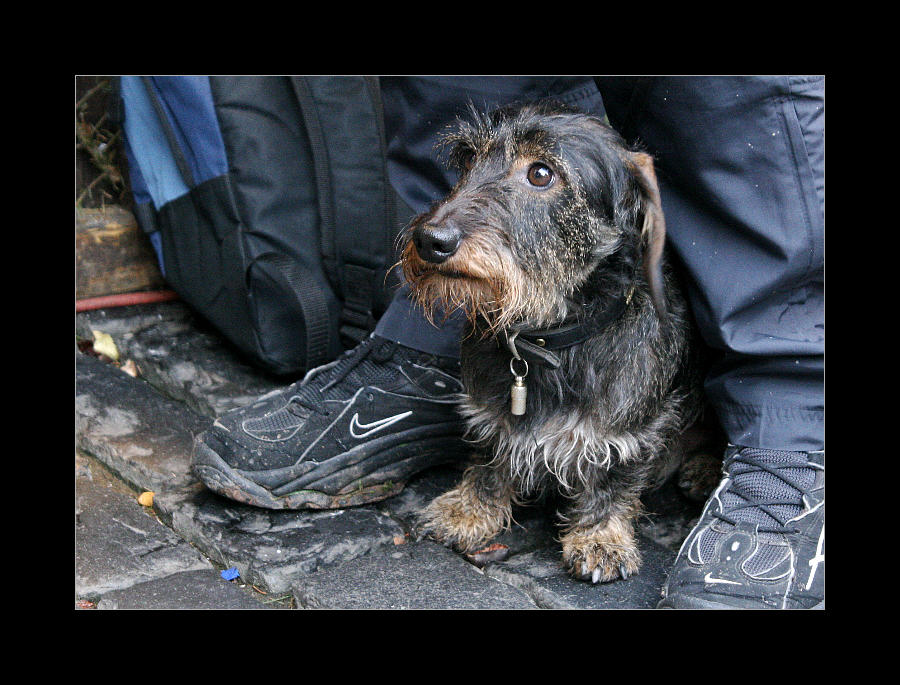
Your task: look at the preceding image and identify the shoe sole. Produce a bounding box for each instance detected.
[192,426,468,510]
[657,595,825,610]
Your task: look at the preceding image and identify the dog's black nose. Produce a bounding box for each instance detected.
[413,223,462,263]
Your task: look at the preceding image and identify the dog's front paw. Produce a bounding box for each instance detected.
[561,517,641,584]
[417,485,511,554]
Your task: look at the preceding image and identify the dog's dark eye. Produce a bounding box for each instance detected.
[527,162,554,188]
[460,149,475,171]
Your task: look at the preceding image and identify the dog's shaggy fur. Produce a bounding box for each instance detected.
[401,101,707,583]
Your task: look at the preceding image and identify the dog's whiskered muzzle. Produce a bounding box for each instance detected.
[413,223,462,264]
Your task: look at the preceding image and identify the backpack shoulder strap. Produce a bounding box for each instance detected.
[289,76,396,347]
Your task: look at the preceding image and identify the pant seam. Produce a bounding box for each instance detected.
[775,83,822,285]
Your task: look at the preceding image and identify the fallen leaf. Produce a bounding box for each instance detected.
[393,535,407,545]
[121,359,140,377]
[91,330,119,361]
[76,600,96,609]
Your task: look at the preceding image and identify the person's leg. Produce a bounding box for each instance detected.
[596,76,824,608]
[193,77,607,508]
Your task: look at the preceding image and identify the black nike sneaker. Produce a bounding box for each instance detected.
[192,334,469,509]
[659,445,824,609]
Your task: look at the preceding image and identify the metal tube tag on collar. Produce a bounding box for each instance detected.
[509,356,528,416]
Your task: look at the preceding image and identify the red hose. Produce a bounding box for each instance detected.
[75,289,179,312]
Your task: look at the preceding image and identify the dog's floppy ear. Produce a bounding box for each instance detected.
[629,152,668,320]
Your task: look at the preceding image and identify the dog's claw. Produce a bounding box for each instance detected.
[619,564,629,580]
[591,568,602,584]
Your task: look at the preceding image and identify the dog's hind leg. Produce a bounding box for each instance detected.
[417,461,514,553]
[675,413,726,502]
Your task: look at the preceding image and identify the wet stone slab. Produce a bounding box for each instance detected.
[293,539,536,609]
[75,459,212,602]
[154,484,406,595]
[76,301,282,418]
[380,464,685,609]
[95,569,277,610]
[76,351,210,492]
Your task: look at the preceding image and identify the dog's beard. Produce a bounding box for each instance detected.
[400,242,506,335]
[400,239,572,335]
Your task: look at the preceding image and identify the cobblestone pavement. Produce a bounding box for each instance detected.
[75,301,703,610]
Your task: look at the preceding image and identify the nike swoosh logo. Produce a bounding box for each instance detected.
[349,411,413,439]
[704,572,741,586]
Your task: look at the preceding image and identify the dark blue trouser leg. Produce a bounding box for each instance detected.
[595,76,825,452]
[376,76,824,453]
[375,76,607,359]
[373,283,466,358]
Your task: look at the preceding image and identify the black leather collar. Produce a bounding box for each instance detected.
[499,292,630,369]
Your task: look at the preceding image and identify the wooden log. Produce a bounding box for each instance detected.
[76,206,166,299]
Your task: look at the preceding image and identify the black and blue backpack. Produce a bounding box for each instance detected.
[117,76,409,375]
